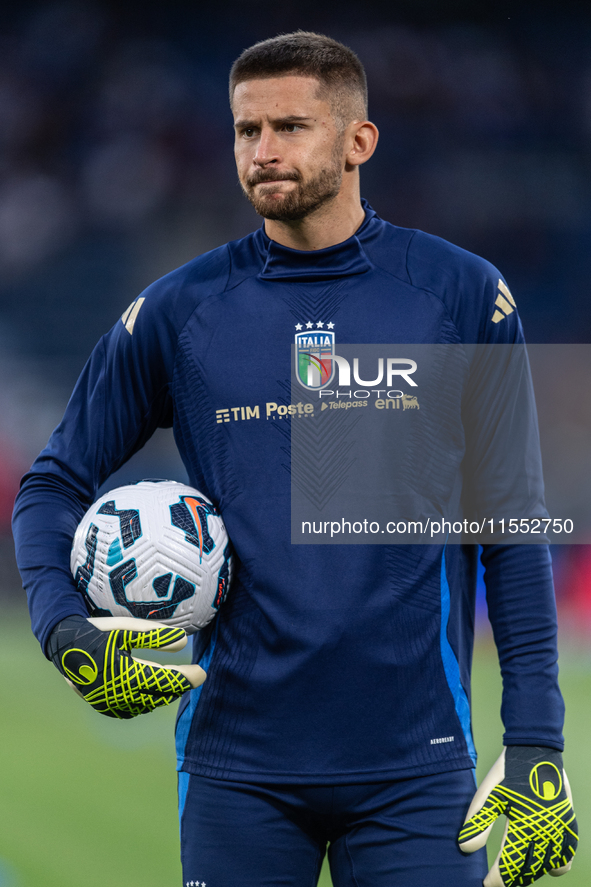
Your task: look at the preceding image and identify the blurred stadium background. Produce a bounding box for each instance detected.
[1,1,590,884]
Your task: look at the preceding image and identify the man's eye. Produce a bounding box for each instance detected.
[242,128,257,138]
[283,124,300,133]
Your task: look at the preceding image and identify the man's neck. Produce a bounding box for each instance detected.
[263,189,366,252]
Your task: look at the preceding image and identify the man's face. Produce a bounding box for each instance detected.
[232,76,346,221]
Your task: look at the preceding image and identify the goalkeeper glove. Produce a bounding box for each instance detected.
[47,615,205,719]
[458,746,578,886]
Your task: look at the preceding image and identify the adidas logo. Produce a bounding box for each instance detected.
[121,297,145,335]
[491,280,516,324]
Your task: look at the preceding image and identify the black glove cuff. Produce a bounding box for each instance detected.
[47,615,102,673]
[504,745,565,801]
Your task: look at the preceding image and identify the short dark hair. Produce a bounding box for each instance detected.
[229,31,368,129]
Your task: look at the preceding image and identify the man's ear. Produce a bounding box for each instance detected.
[345,121,379,168]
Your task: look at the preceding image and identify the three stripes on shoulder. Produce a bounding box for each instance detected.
[491,280,516,324]
[121,297,145,335]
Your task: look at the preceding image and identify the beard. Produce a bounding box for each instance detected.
[240,140,344,222]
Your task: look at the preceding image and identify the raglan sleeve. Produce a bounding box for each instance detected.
[12,287,178,654]
[407,235,564,749]
[460,262,564,750]
[459,266,548,530]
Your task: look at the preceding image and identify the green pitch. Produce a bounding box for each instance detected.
[0,600,589,887]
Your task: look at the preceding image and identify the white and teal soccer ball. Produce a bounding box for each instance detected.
[70,480,232,633]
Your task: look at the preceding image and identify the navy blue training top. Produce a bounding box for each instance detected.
[12,202,564,783]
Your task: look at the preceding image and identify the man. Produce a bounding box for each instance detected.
[12,31,577,887]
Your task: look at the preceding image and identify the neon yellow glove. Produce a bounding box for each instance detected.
[458,746,578,886]
[47,615,205,719]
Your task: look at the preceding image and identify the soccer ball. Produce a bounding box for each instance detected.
[70,480,232,633]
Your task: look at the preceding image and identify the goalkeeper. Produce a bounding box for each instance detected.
[13,30,576,887]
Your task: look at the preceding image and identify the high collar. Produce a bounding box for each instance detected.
[257,200,376,282]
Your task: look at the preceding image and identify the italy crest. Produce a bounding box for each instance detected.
[295,329,335,389]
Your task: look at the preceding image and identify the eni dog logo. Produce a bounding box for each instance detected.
[529,761,562,801]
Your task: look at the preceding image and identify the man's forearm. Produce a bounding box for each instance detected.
[481,543,564,750]
[12,469,91,653]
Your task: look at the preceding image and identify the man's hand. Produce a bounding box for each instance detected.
[458,746,578,886]
[47,615,205,719]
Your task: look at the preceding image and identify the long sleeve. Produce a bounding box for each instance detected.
[481,543,564,750]
[12,293,176,653]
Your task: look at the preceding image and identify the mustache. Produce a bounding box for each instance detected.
[245,170,301,187]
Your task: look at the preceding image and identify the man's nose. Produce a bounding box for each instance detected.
[253,128,281,167]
